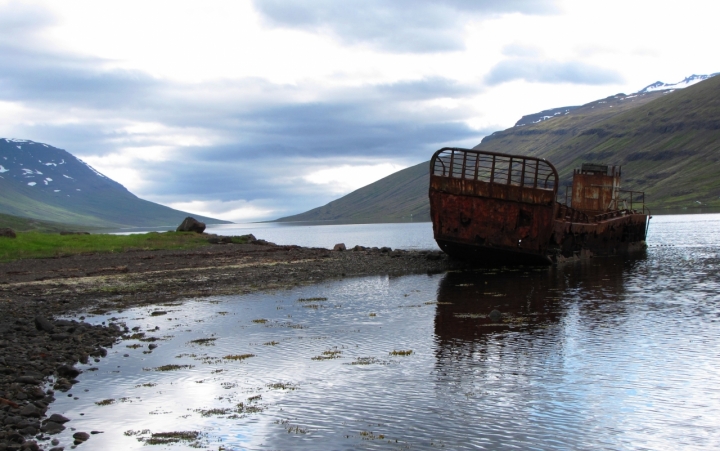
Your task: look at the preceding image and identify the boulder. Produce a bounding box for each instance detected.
[488,309,503,323]
[176,217,206,233]
[73,431,90,443]
[35,315,55,332]
[333,243,346,251]
[0,228,16,238]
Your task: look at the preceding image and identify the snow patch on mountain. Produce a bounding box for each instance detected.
[0,166,7,173]
[639,73,719,93]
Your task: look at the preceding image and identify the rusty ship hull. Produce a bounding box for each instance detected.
[429,148,649,265]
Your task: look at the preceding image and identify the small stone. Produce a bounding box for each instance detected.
[0,228,16,238]
[56,366,80,378]
[19,404,41,418]
[488,309,503,323]
[46,414,71,424]
[15,376,40,385]
[33,317,55,333]
[72,431,90,443]
[21,441,40,451]
[148,344,158,350]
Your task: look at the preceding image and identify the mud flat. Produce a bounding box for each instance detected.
[0,241,453,450]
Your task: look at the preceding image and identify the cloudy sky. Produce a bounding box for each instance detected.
[1,0,718,222]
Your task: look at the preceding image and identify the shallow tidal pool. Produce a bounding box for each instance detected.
[47,214,720,450]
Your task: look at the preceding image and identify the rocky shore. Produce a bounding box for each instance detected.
[0,240,456,450]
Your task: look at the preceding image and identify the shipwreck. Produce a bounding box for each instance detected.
[429,147,650,264]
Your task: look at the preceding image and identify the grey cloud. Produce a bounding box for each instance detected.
[485,58,623,85]
[0,37,486,218]
[252,0,559,53]
[0,2,57,36]
[374,77,481,101]
[0,44,161,108]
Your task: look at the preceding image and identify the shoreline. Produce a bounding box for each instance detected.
[0,241,456,450]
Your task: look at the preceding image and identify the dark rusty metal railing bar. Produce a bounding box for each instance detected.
[490,155,496,184]
[449,150,455,178]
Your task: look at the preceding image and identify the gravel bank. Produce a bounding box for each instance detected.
[0,241,456,450]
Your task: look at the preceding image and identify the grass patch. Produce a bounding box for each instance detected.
[223,354,255,361]
[297,297,328,302]
[95,398,116,406]
[252,318,268,324]
[311,349,342,360]
[0,231,214,262]
[389,350,413,356]
[144,364,194,372]
[267,382,297,390]
[188,338,217,346]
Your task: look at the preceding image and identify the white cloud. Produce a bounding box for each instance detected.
[165,199,274,223]
[303,163,407,195]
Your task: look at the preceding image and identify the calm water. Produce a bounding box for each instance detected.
[49,214,720,450]
[208,222,439,250]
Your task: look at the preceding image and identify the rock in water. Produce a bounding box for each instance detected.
[488,309,503,323]
[333,243,346,251]
[73,431,90,443]
[176,217,206,233]
[0,228,16,238]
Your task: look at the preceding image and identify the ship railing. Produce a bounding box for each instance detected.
[618,189,648,214]
[555,203,591,223]
[431,147,559,193]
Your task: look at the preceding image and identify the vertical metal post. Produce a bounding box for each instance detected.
[507,157,513,185]
[533,161,539,189]
[449,150,455,178]
[473,153,480,181]
[490,156,496,183]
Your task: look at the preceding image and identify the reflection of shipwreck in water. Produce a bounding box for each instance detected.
[433,260,633,344]
[429,148,650,264]
[434,269,564,342]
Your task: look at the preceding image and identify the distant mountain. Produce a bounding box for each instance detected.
[274,73,720,223]
[0,139,229,228]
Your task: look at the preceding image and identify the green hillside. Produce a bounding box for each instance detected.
[476,75,720,208]
[0,212,100,233]
[274,76,720,222]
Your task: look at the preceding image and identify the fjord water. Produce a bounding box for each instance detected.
[50,214,719,450]
[205,221,440,250]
